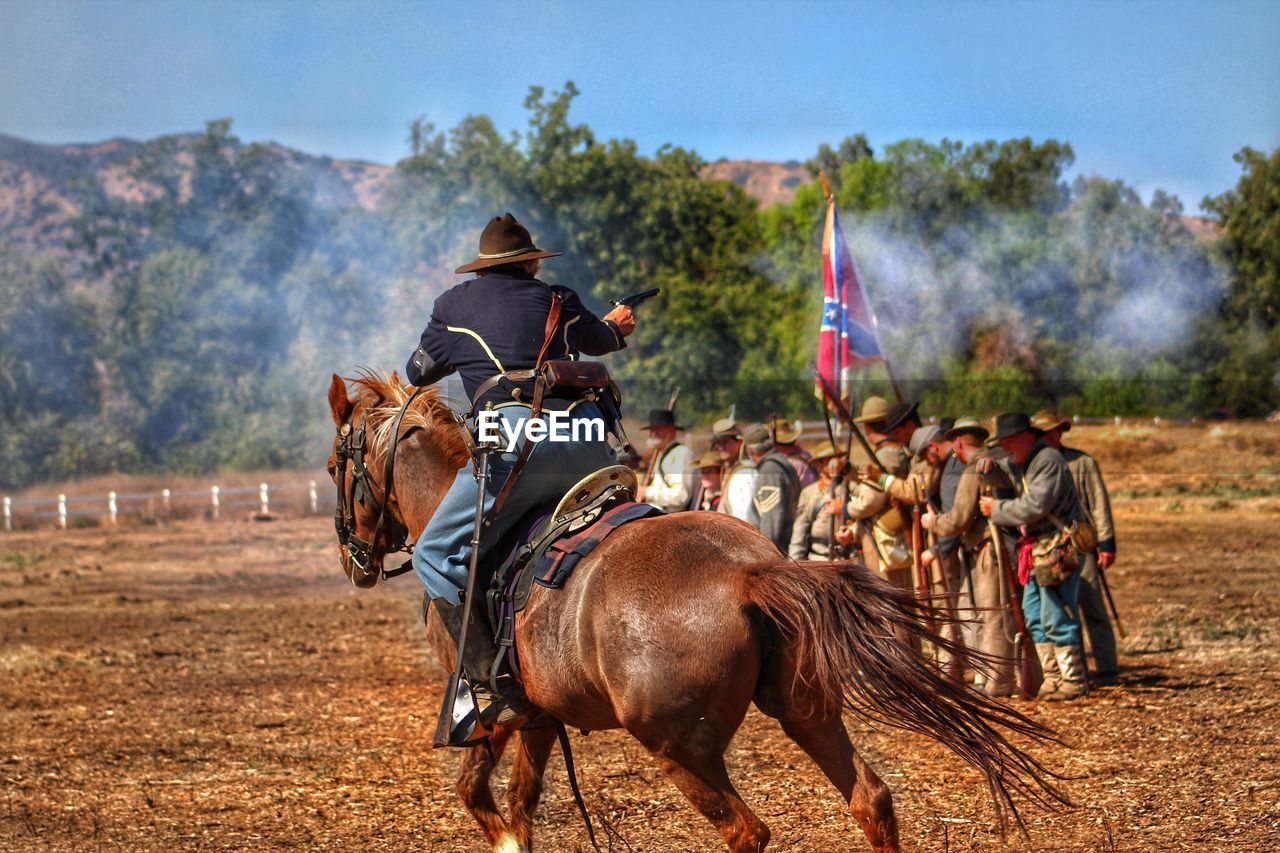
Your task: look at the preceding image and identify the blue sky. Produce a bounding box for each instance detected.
[1,0,1277,208]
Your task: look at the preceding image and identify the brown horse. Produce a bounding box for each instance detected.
[327,372,1066,852]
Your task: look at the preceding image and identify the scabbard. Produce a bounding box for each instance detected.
[432,440,492,747]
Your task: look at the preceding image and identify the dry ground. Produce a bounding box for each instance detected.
[2,423,1279,851]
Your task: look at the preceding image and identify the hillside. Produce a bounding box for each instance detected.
[1,133,1221,249]
[0,131,822,259]
[700,158,810,206]
[0,132,392,259]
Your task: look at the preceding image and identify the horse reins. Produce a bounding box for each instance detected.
[333,386,424,585]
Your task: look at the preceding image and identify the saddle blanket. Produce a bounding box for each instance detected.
[532,500,665,589]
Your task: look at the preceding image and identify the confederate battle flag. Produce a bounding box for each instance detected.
[816,199,884,406]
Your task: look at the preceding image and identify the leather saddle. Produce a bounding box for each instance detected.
[485,466,664,669]
[431,464,664,701]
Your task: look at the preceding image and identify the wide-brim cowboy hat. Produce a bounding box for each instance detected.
[640,408,686,431]
[809,440,847,462]
[711,418,742,441]
[695,451,724,470]
[851,396,890,424]
[1030,409,1072,433]
[992,412,1041,442]
[944,415,990,443]
[455,213,562,274]
[853,396,920,431]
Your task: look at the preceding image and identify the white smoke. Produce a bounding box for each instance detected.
[828,197,1228,383]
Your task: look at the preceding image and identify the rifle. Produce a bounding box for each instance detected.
[434,424,496,747]
[910,482,937,633]
[924,492,968,684]
[1098,562,1127,638]
[958,545,978,638]
[812,368,879,463]
[824,458,852,559]
[984,482,1044,701]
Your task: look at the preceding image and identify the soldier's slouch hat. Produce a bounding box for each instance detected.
[852,396,919,431]
[944,415,990,443]
[456,213,562,274]
[641,409,685,431]
[1030,409,1072,433]
[991,412,1041,441]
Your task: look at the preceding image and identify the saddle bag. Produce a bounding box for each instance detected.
[541,359,611,392]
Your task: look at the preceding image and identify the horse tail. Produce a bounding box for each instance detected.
[737,559,1070,832]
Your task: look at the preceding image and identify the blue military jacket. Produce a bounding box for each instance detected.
[406,269,626,409]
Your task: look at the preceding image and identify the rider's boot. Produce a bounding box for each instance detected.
[433,598,528,726]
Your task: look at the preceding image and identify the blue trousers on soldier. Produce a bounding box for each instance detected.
[1023,571,1082,648]
[412,402,615,605]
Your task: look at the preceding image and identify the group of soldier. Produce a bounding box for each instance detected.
[627,399,1120,702]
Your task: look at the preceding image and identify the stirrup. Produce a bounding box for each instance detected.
[434,673,490,747]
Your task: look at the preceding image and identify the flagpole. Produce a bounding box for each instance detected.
[818,171,872,464]
[814,369,878,463]
[818,172,843,410]
[881,359,906,403]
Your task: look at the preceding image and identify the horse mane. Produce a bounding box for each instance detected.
[347,369,469,471]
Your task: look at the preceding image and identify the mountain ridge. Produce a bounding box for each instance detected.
[0,131,1218,262]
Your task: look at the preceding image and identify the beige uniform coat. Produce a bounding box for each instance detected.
[790,481,841,560]
[846,440,911,585]
[931,448,1016,692]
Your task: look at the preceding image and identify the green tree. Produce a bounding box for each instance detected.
[1204,147,1280,325]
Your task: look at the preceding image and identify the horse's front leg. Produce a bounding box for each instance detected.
[504,722,557,851]
[456,726,514,846]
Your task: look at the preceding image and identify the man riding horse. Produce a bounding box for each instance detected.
[404,213,636,722]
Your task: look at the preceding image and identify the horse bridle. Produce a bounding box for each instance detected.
[332,387,424,587]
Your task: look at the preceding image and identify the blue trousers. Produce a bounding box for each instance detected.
[1023,570,1082,648]
[412,403,615,604]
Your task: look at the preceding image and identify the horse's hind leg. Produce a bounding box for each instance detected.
[779,717,900,853]
[636,734,770,852]
[456,725,515,846]
[505,724,556,851]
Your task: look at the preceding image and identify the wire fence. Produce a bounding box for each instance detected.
[0,414,1241,532]
[2,480,324,532]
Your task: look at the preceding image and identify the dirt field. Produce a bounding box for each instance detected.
[2,424,1279,851]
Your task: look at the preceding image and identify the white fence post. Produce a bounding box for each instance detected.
[58,494,67,530]
[161,488,171,517]
[259,482,269,516]
[108,491,118,526]
[211,485,220,520]
[3,496,10,532]
[309,480,318,514]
